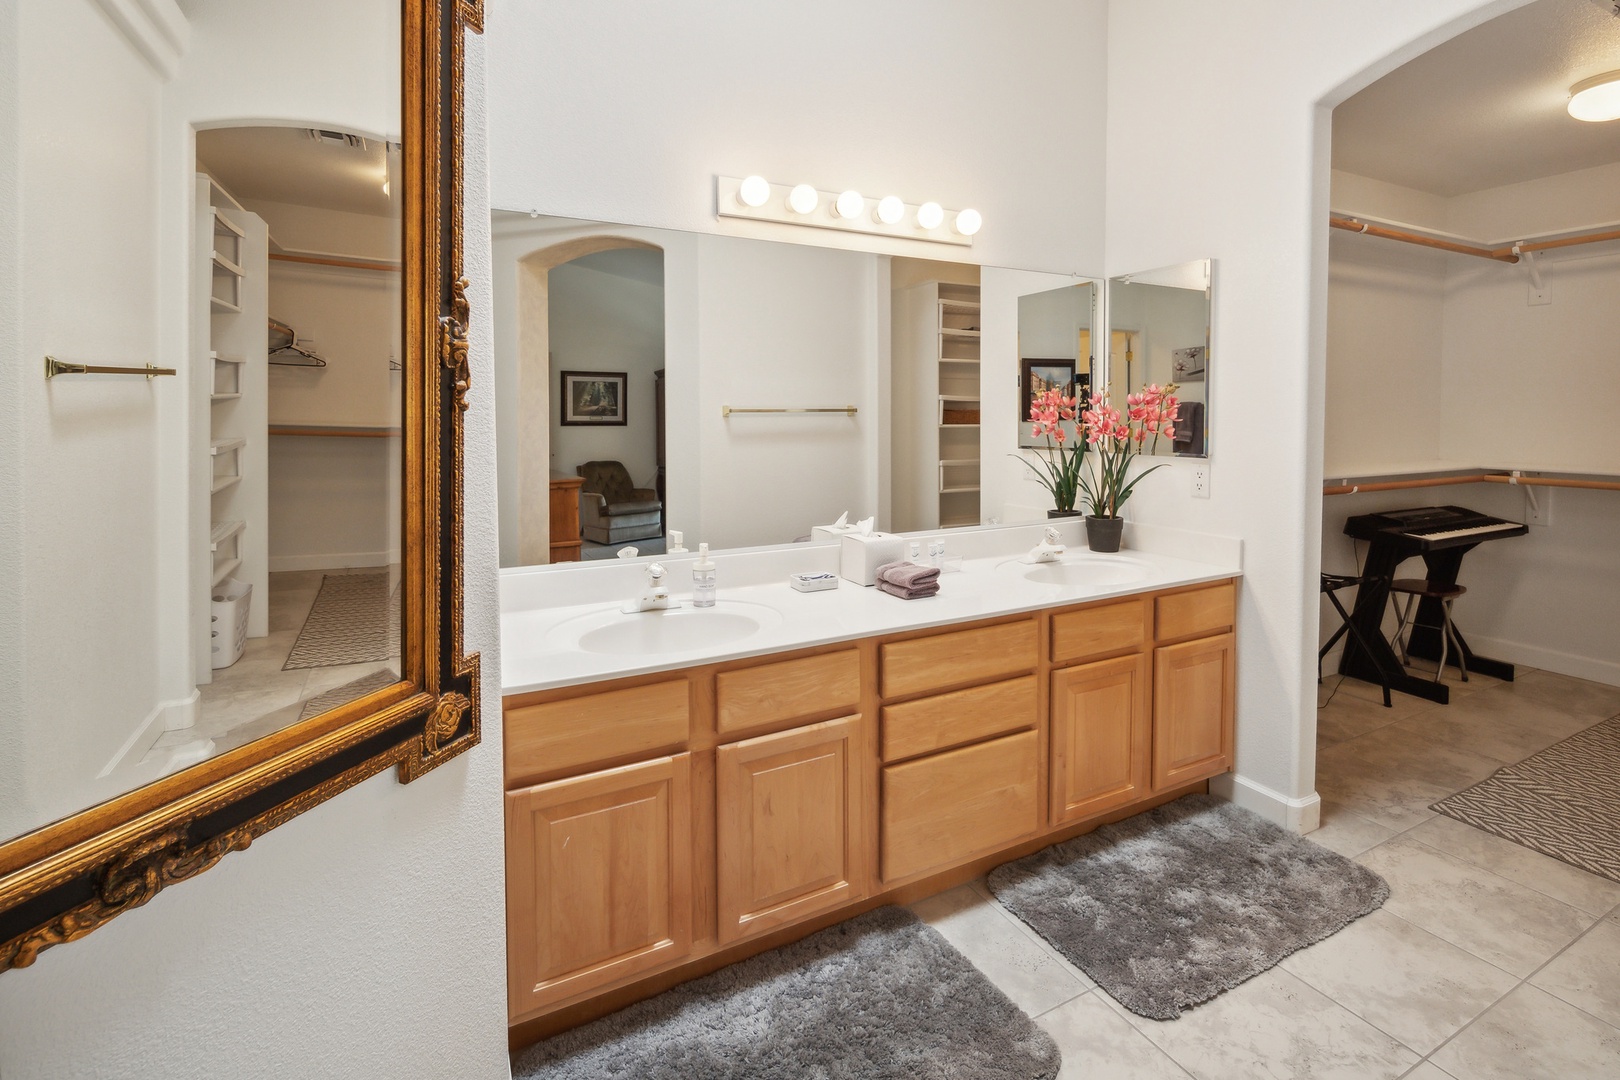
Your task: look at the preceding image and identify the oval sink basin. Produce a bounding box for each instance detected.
[1005,554,1154,589]
[556,602,783,656]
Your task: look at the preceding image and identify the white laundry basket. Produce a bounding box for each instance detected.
[210,577,252,669]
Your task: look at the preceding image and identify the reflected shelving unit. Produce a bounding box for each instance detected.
[892,279,983,532]
[935,286,982,528]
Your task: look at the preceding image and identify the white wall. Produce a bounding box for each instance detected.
[549,256,664,491]
[0,15,509,1080]
[1105,0,1529,829]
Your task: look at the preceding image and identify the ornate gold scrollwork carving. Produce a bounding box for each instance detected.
[440,278,473,413]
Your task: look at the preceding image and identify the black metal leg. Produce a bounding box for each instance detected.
[1402,545,1517,682]
[1338,547,1449,704]
[1325,588,1392,707]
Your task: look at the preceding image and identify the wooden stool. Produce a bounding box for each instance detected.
[1390,578,1467,683]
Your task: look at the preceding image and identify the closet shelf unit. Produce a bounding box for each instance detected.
[936,286,982,527]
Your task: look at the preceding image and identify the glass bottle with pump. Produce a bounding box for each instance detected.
[692,543,717,607]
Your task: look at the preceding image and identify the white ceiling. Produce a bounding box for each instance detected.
[195,126,399,218]
[1333,0,1620,197]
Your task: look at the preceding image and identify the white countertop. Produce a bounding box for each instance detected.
[501,521,1242,696]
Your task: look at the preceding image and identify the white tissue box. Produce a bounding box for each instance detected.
[838,532,907,586]
[811,523,859,542]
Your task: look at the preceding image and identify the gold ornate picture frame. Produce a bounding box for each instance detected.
[0,0,485,973]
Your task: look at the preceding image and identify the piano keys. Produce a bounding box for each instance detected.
[1338,505,1528,704]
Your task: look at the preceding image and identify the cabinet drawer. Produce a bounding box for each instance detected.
[881,729,1040,882]
[881,619,1037,699]
[881,675,1035,762]
[505,679,690,786]
[1051,598,1148,665]
[716,649,860,736]
[1156,581,1235,642]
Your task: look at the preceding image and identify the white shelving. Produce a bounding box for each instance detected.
[935,286,981,524]
[893,279,983,532]
[209,514,246,588]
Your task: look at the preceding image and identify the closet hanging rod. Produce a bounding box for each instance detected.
[1328,216,1518,263]
[44,357,176,380]
[269,252,401,273]
[1323,472,1620,495]
[721,405,858,417]
[1490,226,1620,259]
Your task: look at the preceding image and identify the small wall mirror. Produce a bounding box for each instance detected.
[1016,282,1096,448]
[1107,259,1213,458]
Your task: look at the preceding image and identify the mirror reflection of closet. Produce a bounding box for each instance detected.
[190,125,402,762]
[1107,260,1213,458]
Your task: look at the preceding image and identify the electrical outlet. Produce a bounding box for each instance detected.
[1526,486,1552,526]
[1191,465,1210,499]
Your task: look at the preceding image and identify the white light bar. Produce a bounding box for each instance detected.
[716,176,977,246]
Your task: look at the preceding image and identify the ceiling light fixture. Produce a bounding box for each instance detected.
[738,175,771,207]
[1568,70,1620,122]
[788,183,820,214]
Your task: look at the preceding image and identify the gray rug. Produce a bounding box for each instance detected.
[283,572,401,669]
[297,669,399,721]
[987,794,1389,1020]
[511,906,1060,1080]
[1432,714,1620,883]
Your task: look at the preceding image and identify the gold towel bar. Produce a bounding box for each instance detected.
[721,405,858,417]
[45,356,177,380]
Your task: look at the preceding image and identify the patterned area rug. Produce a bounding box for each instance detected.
[987,794,1389,1020]
[1432,714,1620,883]
[284,573,401,669]
[511,907,1060,1080]
[297,669,399,721]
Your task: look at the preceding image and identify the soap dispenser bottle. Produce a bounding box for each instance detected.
[691,543,717,608]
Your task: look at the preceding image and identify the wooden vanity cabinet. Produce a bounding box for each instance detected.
[1152,583,1237,790]
[1050,653,1152,824]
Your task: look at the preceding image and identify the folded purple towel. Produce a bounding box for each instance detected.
[878,579,940,600]
[874,560,941,589]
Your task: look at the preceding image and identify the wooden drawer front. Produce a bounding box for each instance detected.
[716,718,860,945]
[1051,598,1148,666]
[716,649,860,737]
[881,619,1037,699]
[506,754,692,1017]
[1153,633,1236,790]
[1156,581,1236,642]
[505,679,689,786]
[1050,654,1151,826]
[881,729,1040,882]
[881,675,1036,762]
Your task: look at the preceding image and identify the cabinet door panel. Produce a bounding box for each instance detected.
[506,754,692,1018]
[716,717,860,944]
[1153,634,1235,789]
[1050,653,1150,825]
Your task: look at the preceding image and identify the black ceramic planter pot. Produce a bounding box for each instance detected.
[1085,515,1124,552]
[1046,509,1082,519]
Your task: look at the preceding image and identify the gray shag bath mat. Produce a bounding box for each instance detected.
[283,572,400,669]
[987,793,1389,1020]
[511,906,1060,1080]
[1432,714,1620,883]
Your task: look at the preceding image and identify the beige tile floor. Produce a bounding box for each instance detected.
[911,666,1620,1079]
[148,568,399,759]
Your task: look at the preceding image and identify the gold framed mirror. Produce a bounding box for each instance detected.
[0,0,483,971]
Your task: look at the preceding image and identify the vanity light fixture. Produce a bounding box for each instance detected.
[738,174,772,207]
[1568,70,1620,122]
[788,183,820,214]
[716,177,976,245]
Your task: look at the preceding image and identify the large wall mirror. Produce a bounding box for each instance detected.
[1107,260,1213,458]
[491,212,1100,565]
[0,0,482,971]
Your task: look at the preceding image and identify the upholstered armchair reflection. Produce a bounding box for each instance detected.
[576,460,664,544]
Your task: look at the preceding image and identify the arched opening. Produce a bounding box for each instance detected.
[514,235,665,564]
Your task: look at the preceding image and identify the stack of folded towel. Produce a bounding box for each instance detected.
[873,561,940,600]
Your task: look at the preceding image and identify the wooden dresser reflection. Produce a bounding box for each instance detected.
[549,472,583,563]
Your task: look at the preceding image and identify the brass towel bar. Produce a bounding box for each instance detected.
[721,405,858,417]
[44,356,176,380]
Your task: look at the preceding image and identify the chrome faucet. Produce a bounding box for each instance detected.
[1027,526,1067,563]
[623,562,676,612]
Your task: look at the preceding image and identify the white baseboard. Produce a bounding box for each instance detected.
[99,689,200,778]
[1465,634,1620,689]
[1210,772,1322,833]
[268,549,396,573]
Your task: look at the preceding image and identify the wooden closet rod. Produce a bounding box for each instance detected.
[269,252,401,273]
[1480,474,1620,492]
[1328,217,1518,263]
[1323,473,1620,495]
[1489,227,1620,260]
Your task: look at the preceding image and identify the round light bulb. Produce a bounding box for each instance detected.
[954,208,982,236]
[835,190,865,220]
[738,175,771,207]
[875,195,905,225]
[788,184,819,215]
[1568,71,1620,122]
[916,202,945,230]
